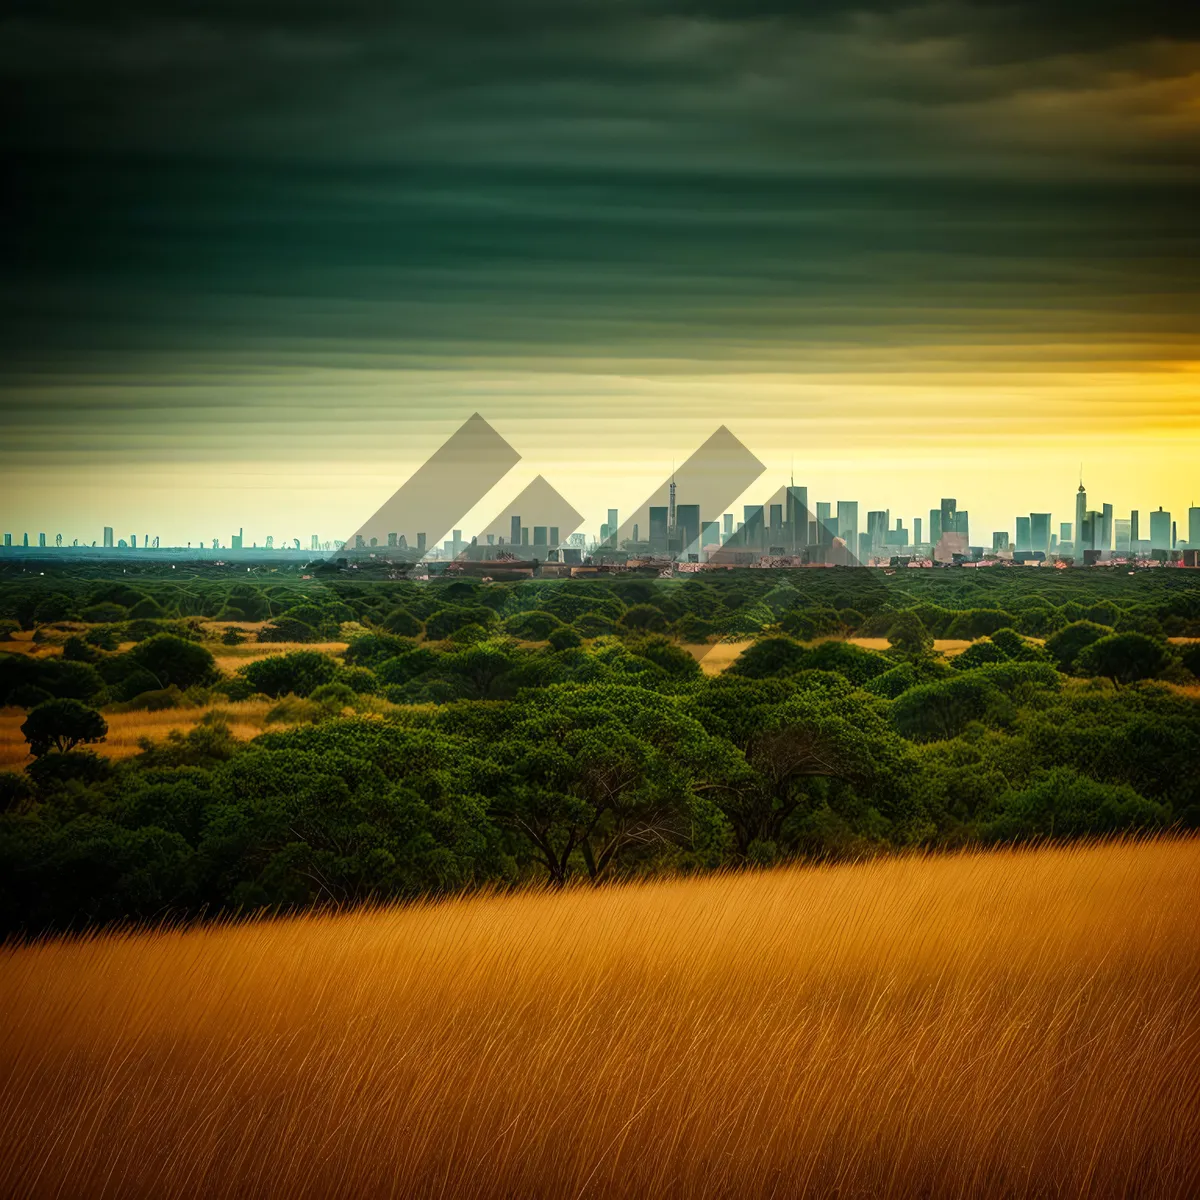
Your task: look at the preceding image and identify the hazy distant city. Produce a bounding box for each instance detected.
[5,477,1197,570]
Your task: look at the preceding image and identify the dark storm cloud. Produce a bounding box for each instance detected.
[1,0,1197,423]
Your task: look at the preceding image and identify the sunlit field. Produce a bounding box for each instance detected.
[2,839,1197,1199]
[0,701,276,769]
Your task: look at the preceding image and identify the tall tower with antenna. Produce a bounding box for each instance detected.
[1075,467,1087,553]
[668,465,676,534]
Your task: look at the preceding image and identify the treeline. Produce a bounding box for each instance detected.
[1,571,1198,935]
[4,564,1200,645]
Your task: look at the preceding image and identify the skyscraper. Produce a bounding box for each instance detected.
[913,517,922,546]
[676,504,701,556]
[607,508,619,547]
[649,506,669,553]
[103,526,113,549]
[1100,503,1113,552]
[1075,481,1087,554]
[816,502,836,546]
[1082,512,1100,552]
[929,509,942,545]
[867,510,889,555]
[1015,516,1031,554]
[1149,508,1171,552]
[1030,513,1051,556]
[940,499,957,537]
[1114,519,1131,552]
[510,515,521,546]
[993,531,1010,552]
[1189,506,1200,548]
[785,485,808,550]
[1130,510,1140,545]
[1060,521,1072,547]
[744,504,765,549]
[837,501,858,558]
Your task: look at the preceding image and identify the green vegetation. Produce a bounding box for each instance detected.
[1,563,1197,934]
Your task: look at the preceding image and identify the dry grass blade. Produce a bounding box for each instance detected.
[1,839,1197,1198]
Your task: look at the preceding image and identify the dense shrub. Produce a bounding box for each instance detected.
[886,612,932,656]
[891,676,1013,742]
[547,626,582,651]
[238,651,339,697]
[129,635,218,690]
[1045,621,1111,672]
[981,769,1166,840]
[731,637,809,679]
[503,610,564,640]
[381,608,423,637]
[256,618,326,643]
[425,607,498,641]
[1076,633,1172,685]
[944,609,1016,640]
[619,604,669,634]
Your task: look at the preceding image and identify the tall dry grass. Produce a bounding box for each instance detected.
[1,839,1198,1198]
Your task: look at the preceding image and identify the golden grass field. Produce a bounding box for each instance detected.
[1,839,1197,1199]
[0,701,277,770]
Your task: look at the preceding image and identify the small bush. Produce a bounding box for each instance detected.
[548,626,582,651]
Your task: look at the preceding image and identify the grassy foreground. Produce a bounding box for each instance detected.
[2,841,1198,1198]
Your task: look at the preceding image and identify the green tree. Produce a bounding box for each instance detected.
[619,604,669,634]
[547,626,582,651]
[257,617,324,643]
[1179,642,1200,679]
[891,676,1013,742]
[239,650,339,697]
[37,659,105,702]
[33,594,75,625]
[21,699,108,757]
[627,636,701,680]
[1045,621,1111,672]
[129,634,219,689]
[1076,633,1172,686]
[502,610,564,640]
[944,609,1016,639]
[886,612,932,656]
[730,637,809,679]
[981,768,1166,840]
[425,606,497,641]
[62,635,102,663]
[381,607,423,637]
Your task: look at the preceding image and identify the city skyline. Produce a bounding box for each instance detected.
[6,449,1197,562]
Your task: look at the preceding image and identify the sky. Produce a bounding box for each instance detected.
[2,0,1198,547]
